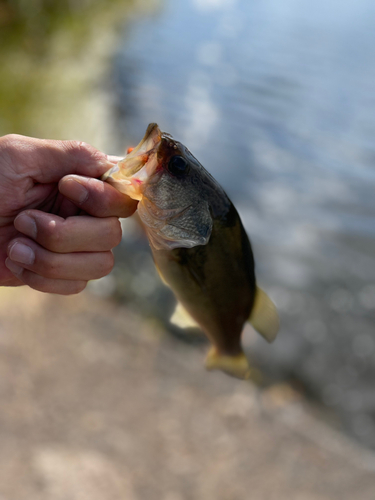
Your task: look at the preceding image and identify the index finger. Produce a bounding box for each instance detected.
[58,175,138,218]
[1,135,115,183]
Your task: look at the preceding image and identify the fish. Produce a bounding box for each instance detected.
[102,123,279,379]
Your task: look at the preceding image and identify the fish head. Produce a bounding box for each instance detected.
[101,123,162,201]
[103,123,217,250]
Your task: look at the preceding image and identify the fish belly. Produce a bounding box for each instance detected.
[151,216,256,356]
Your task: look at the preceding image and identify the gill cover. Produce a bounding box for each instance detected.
[138,196,212,250]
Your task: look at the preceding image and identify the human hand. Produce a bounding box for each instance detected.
[0,134,137,294]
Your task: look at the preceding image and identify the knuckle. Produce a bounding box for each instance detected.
[31,281,53,294]
[61,139,83,154]
[0,133,22,146]
[0,134,22,159]
[38,279,87,295]
[21,267,87,295]
[41,220,64,251]
[107,218,122,247]
[100,251,115,276]
[37,259,61,279]
[62,140,105,166]
[33,249,65,279]
[114,219,123,246]
[66,281,87,295]
[19,270,48,293]
[94,192,111,214]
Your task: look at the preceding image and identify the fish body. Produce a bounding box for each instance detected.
[153,203,255,356]
[103,124,279,378]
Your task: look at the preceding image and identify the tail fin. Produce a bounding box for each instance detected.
[205,346,252,380]
[249,286,279,343]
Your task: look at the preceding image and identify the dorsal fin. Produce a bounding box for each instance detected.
[249,286,279,342]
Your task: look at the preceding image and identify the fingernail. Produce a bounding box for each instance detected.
[14,213,37,239]
[107,155,124,164]
[59,177,89,204]
[9,242,35,265]
[5,258,23,276]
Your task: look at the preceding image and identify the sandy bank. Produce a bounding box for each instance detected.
[0,287,374,499]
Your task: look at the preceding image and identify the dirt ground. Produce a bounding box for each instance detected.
[0,286,375,500]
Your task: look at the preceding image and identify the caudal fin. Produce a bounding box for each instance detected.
[249,286,280,343]
[205,346,253,380]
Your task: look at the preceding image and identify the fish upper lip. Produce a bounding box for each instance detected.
[116,124,162,180]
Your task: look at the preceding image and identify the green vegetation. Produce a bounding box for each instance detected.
[0,0,135,52]
[0,0,158,140]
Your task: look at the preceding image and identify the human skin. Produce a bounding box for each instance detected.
[0,134,137,295]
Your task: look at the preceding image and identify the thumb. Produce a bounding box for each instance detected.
[58,175,138,218]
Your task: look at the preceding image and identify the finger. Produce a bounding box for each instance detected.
[58,175,138,218]
[1,134,116,183]
[5,259,87,295]
[107,155,123,164]
[0,224,23,286]
[57,196,82,218]
[14,211,122,253]
[7,237,114,281]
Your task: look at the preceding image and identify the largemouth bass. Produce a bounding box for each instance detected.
[103,124,279,379]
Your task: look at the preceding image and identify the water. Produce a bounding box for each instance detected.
[108,0,375,446]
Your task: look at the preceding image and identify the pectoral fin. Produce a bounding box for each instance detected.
[249,286,279,343]
[170,302,200,329]
[205,346,252,380]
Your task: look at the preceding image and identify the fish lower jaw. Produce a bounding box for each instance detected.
[125,178,145,201]
[104,176,144,201]
[102,151,159,201]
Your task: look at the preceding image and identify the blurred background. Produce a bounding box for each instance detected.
[1,0,375,498]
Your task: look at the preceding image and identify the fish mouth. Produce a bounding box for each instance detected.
[102,123,162,201]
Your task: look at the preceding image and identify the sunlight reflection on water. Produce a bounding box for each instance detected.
[110,0,375,446]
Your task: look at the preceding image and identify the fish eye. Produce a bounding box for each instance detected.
[167,155,189,176]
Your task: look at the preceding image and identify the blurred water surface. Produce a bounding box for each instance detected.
[109,0,375,446]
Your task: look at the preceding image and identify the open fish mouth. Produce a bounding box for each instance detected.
[101,123,162,201]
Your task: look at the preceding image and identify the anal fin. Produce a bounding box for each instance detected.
[249,286,280,343]
[170,302,200,329]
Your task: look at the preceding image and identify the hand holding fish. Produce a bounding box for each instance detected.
[0,134,137,294]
